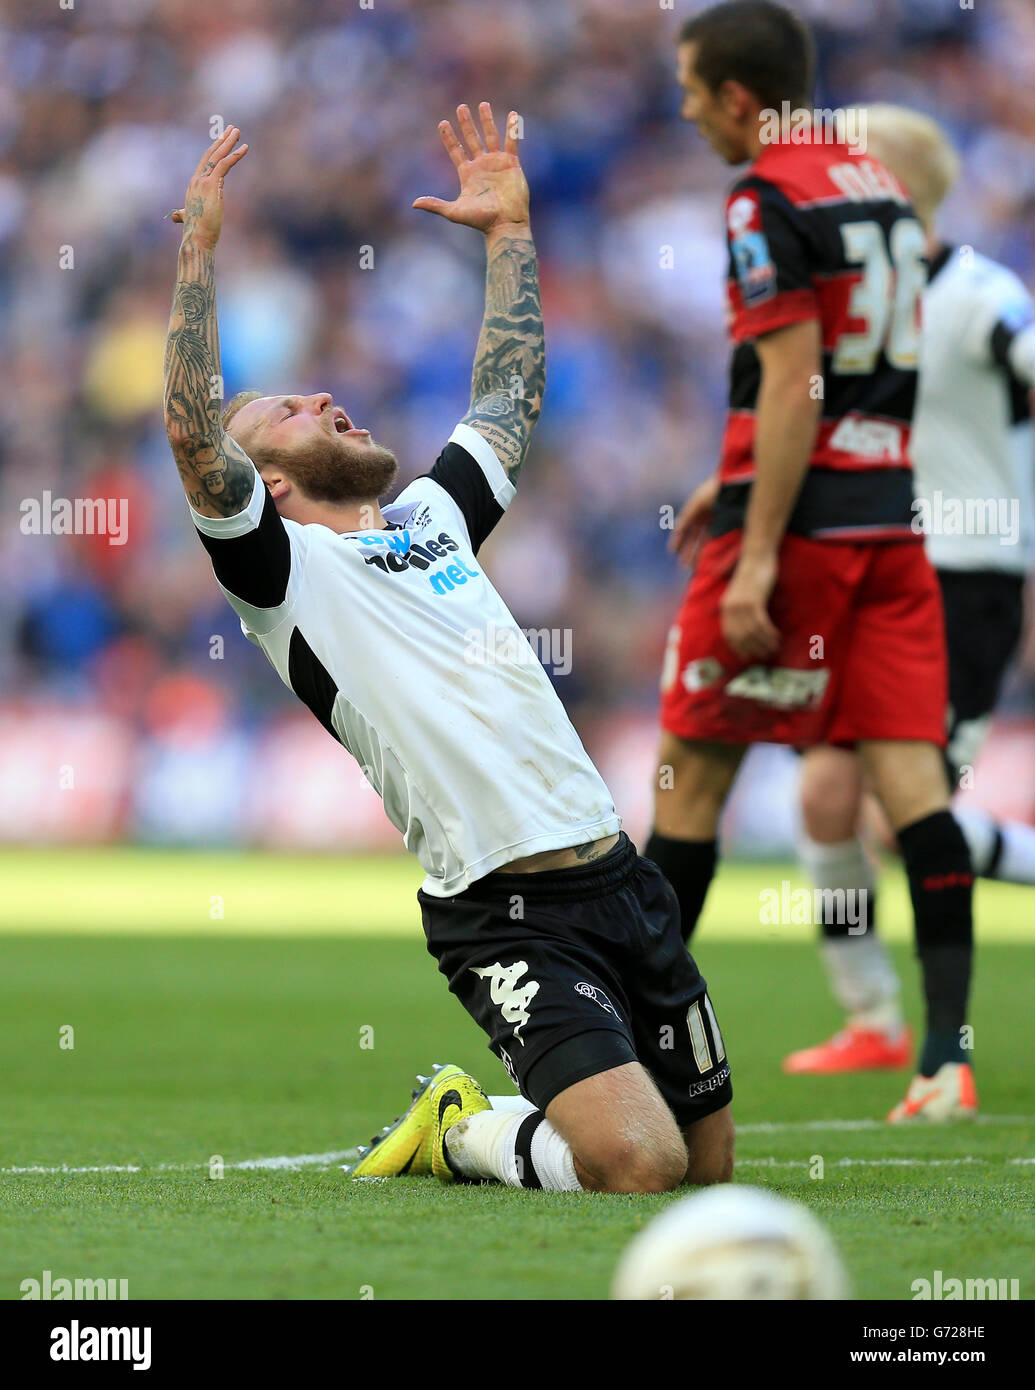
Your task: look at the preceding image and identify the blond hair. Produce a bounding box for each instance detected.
[221,388,264,433]
[860,105,960,227]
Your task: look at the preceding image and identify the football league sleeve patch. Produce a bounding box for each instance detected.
[726,181,819,343]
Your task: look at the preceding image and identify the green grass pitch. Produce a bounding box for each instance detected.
[2,848,1032,1300]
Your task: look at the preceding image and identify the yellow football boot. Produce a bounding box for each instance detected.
[342,1063,464,1179]
[429,1067,491,1183]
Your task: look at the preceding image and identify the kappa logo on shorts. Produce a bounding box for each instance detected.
[470,960,540,1044]
[573,981,620,1020]
[688,1065,731,1097]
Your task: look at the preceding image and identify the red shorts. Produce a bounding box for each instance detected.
[659,531,948,747]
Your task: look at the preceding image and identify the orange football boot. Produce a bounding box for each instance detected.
[783,1024,913,1074]
[887,1062,978,1123]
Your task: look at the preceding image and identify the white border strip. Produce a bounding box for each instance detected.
[188,465,262,537]
[449,422,516,509]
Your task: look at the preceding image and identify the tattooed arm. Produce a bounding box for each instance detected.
[460,226,544,485]
[414,102,543,485]
[164,237,255,517]
[164,126,253,519]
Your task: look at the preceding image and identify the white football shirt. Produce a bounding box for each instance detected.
[190,423,620,896]
[911,247,1035,574]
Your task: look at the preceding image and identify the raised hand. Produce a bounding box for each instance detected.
[413,103,529,235]
[169,126,249,248]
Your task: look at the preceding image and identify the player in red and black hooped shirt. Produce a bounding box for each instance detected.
[643,1,977,1122]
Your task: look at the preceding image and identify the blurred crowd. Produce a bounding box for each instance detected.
[2,0,1034,845]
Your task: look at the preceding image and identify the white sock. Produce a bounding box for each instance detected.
[953,804,998,875]
[847,999,906,1034]
[799,834,903,1028]
[997,821,1035,884]
[445,1109,582,1190]
[820,936,904,1027]
[955,804,1035,884]
[798,833,877,915]
[487,1093,537,1115]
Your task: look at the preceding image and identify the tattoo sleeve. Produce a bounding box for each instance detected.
[164,229,256,518]
[461,233,545,485]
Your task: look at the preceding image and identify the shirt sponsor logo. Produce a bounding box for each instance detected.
[828,415,904,461]
[356,529,481,593]
[357,529,457,571]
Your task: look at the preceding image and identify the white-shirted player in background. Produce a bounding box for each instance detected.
[164,112,734,1194]
[787,107,1035,1113]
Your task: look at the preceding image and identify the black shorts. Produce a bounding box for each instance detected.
[938,568,1025,779]
[418,833,732,1126]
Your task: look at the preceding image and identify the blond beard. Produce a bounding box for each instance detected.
[254,433,398,504]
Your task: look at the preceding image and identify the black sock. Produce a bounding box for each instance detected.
[643,832,717,944]
[897,810,974,1076]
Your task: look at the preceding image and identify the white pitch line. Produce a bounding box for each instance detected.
[4,1116,1033,1177]
[737,1115,1034,1134]
[232,1149,357,1170]
[6,1153,1028,1176]
[2,1164,145,1174]
[1,1150,359,1176]
[739,1157,993,1169]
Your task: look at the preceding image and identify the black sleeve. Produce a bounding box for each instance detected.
[989,321,1033,425]
[725,178,820,339]
[194,483,292,608]
[990,319,1018,371]
[419,441,505,553]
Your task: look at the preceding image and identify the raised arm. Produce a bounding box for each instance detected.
[164,126,254,518]
[414,103,544,486]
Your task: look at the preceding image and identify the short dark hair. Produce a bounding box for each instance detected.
[679,1,815,111]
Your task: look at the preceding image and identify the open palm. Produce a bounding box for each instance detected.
[413,102,529,233]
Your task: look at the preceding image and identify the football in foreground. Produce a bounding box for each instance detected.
[611,1184,850,1300]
